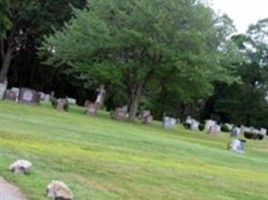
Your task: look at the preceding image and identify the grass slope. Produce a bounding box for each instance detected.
[0,101,267,200]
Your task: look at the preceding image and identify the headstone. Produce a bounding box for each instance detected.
[260,128,267,136]
[67,97,76,105]
[56,98,68,111]
[0,82,7,100]
[44,94,50,102]
[141,110,153,124]
[205,120,216,131]
[38,92,45,100]
[18,88,40,105]
[95,85,106,107]
[163,116,176,129]
[228,138,246,153]
[208,125,220,134]
[85,102,97,114]
[4,90,17,101]
[112,107,128,120]
[9,160,32,174]
[46,180,74,200]
[11,87,20,100]
[190,120,200,130]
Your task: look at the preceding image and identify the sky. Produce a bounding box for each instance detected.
[211,0,268,33]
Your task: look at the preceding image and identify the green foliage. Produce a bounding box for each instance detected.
[212,18,268,127]
[39,0,239,119]
[221,124,231,133]
[0,0,11,39]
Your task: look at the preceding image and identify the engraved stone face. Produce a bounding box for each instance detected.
[22,90,33,101]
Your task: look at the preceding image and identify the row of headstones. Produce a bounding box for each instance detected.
[8,159,74,200]
[183,117,222,134]
[229,125,267,140]
[85,103,154,124]
[1,86,78,106]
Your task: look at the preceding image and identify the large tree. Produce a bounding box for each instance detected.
[212,18,268,127]
[40,0,237,121]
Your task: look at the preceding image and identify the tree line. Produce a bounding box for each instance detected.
[1,0,267,127]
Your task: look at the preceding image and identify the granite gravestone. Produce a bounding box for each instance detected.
[18,88,40,105]
[11,87,20,100]
[141,110,153,124]
[85,102,97,115]
[0,82,7,100]
[112,107,128,120]
[228,138,246,153]
[163,116,176,129]
[56,98,68,111]
[4,90,16,101]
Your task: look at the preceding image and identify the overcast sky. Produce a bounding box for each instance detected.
[211,0,268,33]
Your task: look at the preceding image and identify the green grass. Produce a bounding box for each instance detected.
[0,100,267,200]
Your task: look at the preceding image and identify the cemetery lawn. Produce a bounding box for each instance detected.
[0,101,268,200]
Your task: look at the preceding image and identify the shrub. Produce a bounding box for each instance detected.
[183,122,191,129]
[198,124,205,131]
[244,131,263,140]
[221,124,230,132]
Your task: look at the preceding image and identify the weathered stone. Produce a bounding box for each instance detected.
[18,88,40,105]
[46,180,74,200]
[9,160,32,174]
[4,90,17,101]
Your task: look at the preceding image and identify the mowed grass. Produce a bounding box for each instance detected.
[0,101,267,200]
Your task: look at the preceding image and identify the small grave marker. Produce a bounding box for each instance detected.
[85,102,97,115]
[18,88,40,105]
[112,107,128,120]
[163,116,176,129]
[56,98,68,111]
[4,90,16,101]
[141,110,153,124]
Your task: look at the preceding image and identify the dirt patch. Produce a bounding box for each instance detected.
[0,177,28,200]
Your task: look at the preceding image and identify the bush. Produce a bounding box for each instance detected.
[183,122,191,129]
[244,131,264,140]
[221,124,230,132]
[198,124,205,131]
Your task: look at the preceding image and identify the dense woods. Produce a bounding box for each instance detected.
[1,0,267,127]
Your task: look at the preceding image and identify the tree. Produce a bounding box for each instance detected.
[212,18,268,127]
[40,0,237,121]
[0,0,86,84]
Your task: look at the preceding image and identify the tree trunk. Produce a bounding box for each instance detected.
[128,83,142,122]
[0,47,13,83]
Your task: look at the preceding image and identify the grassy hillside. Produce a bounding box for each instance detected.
[0,100,267,200]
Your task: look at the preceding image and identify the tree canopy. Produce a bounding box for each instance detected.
[40,0,238,121]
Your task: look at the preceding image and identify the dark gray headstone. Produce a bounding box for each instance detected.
[4,90,16,101]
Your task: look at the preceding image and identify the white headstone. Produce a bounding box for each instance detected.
[163,117,176,129]
[22,90,33,101]
[67,97,76,104]
[205,120,216,130]
[191,120,199,130]
[229,139,246,153]
[11,87,20,100]
[0,83,7,100]
[260,128,267,136]
[44,94,50,101]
